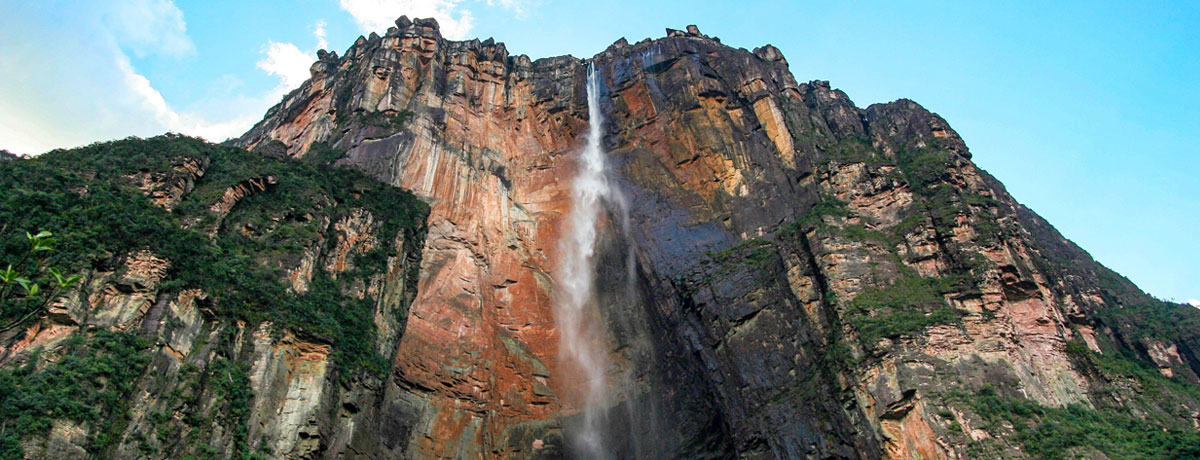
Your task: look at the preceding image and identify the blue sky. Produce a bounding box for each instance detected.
[0,0,1195,304]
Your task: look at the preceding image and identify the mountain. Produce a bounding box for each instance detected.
[3,16,1199,460]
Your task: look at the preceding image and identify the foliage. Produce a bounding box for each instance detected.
[1065,338,1200,423]
[0,135,425,371]
[841,223,899,247]
[0,231,82,333]
[956,386,1200,459]
[0,135,428,455]
[208,357,263,460]
[0,331,151,459]
[358,110,412,130]
[893,147,1004,245]
[289,272,391,381]
[686,238,779,289]
[302,141,346,166]
[1089,270,1200,344]
[895,147,956,193]
[824,136,882,165]
[780,193,850,237]
[845,270,966,348]
[702,238,775,268]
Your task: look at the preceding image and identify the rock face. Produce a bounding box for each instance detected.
[230,17,1200,459]
[5,18,1200,460]
[0,137,429,460]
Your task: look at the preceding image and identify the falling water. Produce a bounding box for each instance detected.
[556,63,617,458]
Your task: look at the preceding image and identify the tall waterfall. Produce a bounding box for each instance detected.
[556,63,619,458]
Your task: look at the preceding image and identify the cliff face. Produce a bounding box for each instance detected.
[230,17,1200,459]
[4,16,1200,460]
[0,137,429,459]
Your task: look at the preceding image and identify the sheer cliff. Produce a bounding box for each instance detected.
[3,16,1200,460]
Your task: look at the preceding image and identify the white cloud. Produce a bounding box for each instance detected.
[0,1,334,153]
[116,54,259,142]
[117,55,179,128]
[100,0,276,144]
[486,0,536,19]
[315,21,329,50]
[1188,299,1200,308]
[251,20,334,105]
[104,1,271,144]
[256,41,314,91]
[338,0,475,39]
[105,0,196,57]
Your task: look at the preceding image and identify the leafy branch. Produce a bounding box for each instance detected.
[0,231,81,332]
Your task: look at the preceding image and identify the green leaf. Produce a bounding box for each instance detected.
[26,231,54,251]
[0,264,15,283]
[48,268,80,288]
[33,237,55,251]
[16,278,39,295]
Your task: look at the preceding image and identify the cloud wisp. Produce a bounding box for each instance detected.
[105,0,196,58]
[337,0,536,39]
[315,21,329,50]
[0,0,539,155]
[338,0,475,39]
[0,1,327,154]
[257,41,315,91]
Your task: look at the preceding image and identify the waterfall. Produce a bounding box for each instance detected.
[556,63,619,459]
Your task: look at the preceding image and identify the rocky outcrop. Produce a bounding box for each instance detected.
[236,18,1200,459]
[209,175,278,218]
[8,209,425,460]
[0,136,429,460]
[126,156,208,211]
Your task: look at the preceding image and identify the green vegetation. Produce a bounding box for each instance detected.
[702,238,775,268]
[1090,270,1200,344]
[0,135,428,457]
[824,136,882,165]
[208,357,260,460]
[780,193,850,236]
[358,110,412,130]
[772,188,971,352]
[841,223,900,247]
[953,386,1200,459]
[1094,296,1200,344]
[844,270,966,348]
[302,141,346,166]
[0,331,151,458]
[686,238,779,288]
[0,135,425,372]
[782,122,1200,458]
[1066,338,1200,421]
[1026,227,1200,423]
[893,147,1004,245]
[0,231,82,333]
[895,147,956,192]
